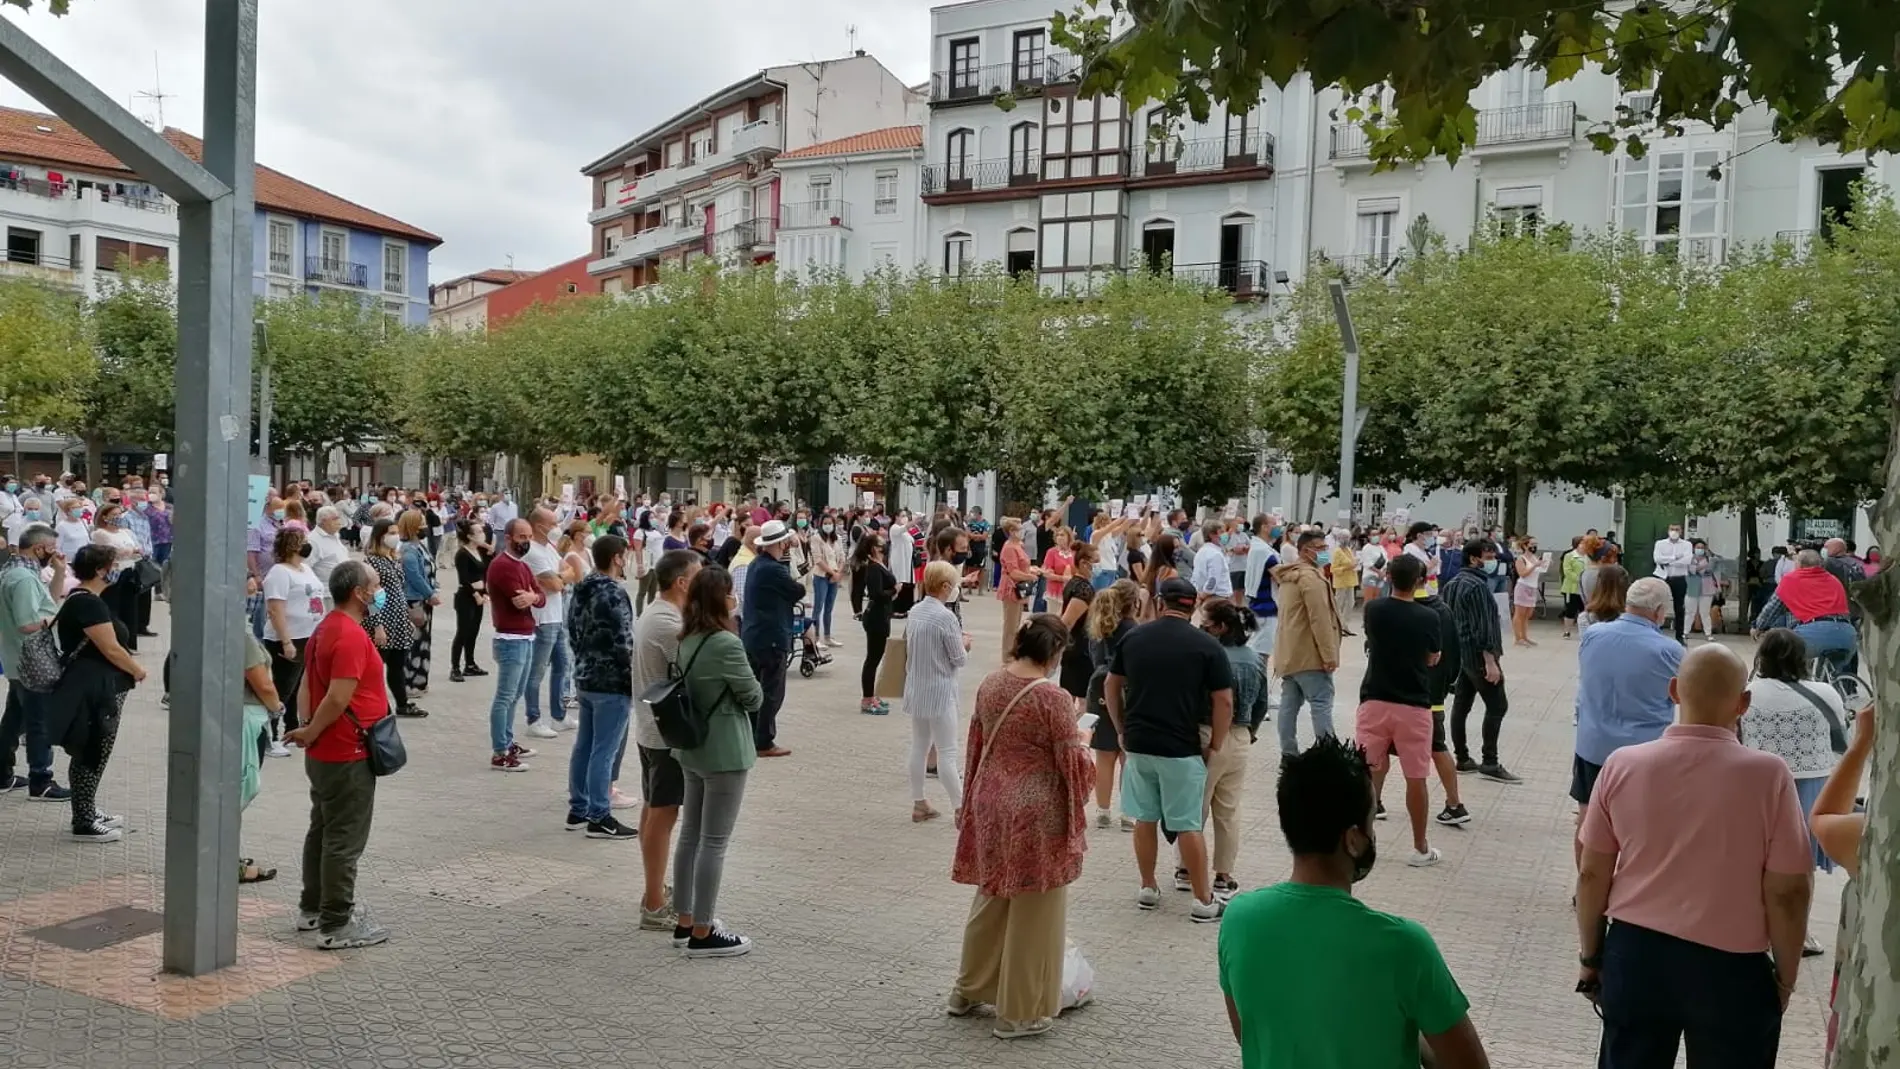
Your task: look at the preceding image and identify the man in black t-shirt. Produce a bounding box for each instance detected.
[1355,553,1444,867]
[1105,577,1235,922]
[1406,582,1470,827]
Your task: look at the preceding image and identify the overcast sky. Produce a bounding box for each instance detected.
[0,0,937,279]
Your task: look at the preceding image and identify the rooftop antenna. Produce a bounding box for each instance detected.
[847,25,858,53]
[133,54,173,130]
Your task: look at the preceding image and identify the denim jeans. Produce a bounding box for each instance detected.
[0,681,55,788]
[1794,619,1858,677]
[525,622,570,724]
[1277,670,1336,755]
[487,637,535,754]
[568,691,631,822]
[811,576,839,637]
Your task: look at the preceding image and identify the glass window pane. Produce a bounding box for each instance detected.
[1074,124,1094,152]
[1660,152,1684,170]
[1621,173,1648,206]
[1690,201,1717,234]
[1042,194,1065,216]
[1067,221,1090,266]
[1620,205,1647,233]
[1100,122,1122,150]
[1041,223,1064,263]
[1045,127,1067,154]
[1067,192,1091,216]
[1099,153,1120,176]
[1656,205,1681,234]
[1100,97,1121,119]
[1074,96,1095,122]
[1044,158,1067,180]
[1047,96,1062,120]
[1091,219,1116,265]
[1691,166,1719,201]
[1073,155,1095,177]
[1093,190,1119,215]
[1657,174,1681,204]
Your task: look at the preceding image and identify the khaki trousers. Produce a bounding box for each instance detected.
[954,886,1067,1022]
[1201,723,1248,873]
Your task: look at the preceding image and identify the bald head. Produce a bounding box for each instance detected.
[1669,643,1750,728]
[530,507,556,535]
[1826,538,1848,558]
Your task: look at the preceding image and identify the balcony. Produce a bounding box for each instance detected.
[1775,229,1814,256]
[306,256,369,288]
[1130,134,1276,179]
[1166,259,1274,298]
[730,117,782,156]
[1474,101,1576,149]
[711,218,776,260]
[0,172,173,215]
[922,154,1043,195]
[929,54,1080,105]
[778,200,850,230]
[267,251,295,276]
[0,250,80,286]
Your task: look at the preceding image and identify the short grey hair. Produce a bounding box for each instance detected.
[315,505,344,527]
[1626,576,1672,617]
[328,559,376,606]
[1796,549,1824,569]
[15,523,54,551]
[368,502,395,521]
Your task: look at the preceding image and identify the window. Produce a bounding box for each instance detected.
[1041,92,1124,183]
[1224,108,1258,162]
[690,127,714,161]
[383,299,405,326]
[69,233,80,270]
[1617,149,1724,261]
[1492,186,1543,235]
[267,218,295,275]
[946,128,975,188]
[319,229,347,271]
[1012,29,1046,86]
[1006,228,1036,276]
[664,141,683,168]
[602,276,625,295]
[874,169,899,214]
[1355,198,1399,268]
[95,236,130,271]
[1008,122,1038,180]
[603,226,622,254]
[871,241,900,264]
[1499,64,1545,110]
[5,226,41,265]
[948,38,980,98]
[1350,490,1388,524]
[382,241,407,294]
[1037,188,1122,292]
[1817,166,1865,239]
[944,232,973,277]
[808,174,832,211]
[267,281,294,302]
[1140,222,1175,271]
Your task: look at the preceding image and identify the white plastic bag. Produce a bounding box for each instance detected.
[1060,941,1094,1012]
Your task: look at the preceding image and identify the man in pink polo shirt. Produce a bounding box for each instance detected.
[1576,643,1813,1069]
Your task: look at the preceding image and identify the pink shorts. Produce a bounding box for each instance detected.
[1356,700,1434,779]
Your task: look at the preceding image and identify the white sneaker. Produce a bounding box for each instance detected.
[1135,885,1161,911]
[1189,896,1225,924]
[526,721,559,739]
[826,637,844,648]
[610,787,640,810]
[552,717,578,733]
[1407,847,1443,868]
[1095,810,1112,829]
[992,1017,1053,1040]
[267,740,293,758]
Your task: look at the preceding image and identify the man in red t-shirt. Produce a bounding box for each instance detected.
[287,559,391,949]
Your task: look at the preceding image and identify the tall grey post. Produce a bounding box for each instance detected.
[1328,279,1363,525]
[0,0,257,975]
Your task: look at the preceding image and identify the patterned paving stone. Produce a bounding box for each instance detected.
[0,595,1840,1067]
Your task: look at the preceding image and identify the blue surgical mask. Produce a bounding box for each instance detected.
[1485,560,1502,575]
[24,510,40,522]
[3,482,15,493]
[272,509,287,521]
[134,500,149,512]
[370,589,387,613]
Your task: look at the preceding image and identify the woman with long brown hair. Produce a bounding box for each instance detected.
[1582,563,1630,633]
[1085,578,1141,830]
[396,509,439,697]
[1141,532,1183,619]
[994,518,1042,659]
[262,525,323,754]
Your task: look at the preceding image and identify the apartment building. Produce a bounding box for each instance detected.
[1268,67,1895,278]
[774,125,925,278]
[429,267,535,331]
[0,105,440,323]
[922,0,1281,297]
[581,52,921,293]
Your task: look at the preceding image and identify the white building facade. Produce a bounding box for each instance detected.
[773,126,926,278]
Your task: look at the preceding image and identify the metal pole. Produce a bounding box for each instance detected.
[162,0,256,976]
[256,359,271,476]
[1328,279,1364,526]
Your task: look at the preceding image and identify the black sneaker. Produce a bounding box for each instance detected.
[29,782,71,802]
[449,671,464,683]
[464,665,489,677]
[396,706,429,719]
[1435,804,1472,826]
[1478,763,1522,784]
[1374,800,1387,821]
[564,813,587,831]
[672,923,693,949]
[0,774,26,795]
[586,817,638,841]
[683,925,752,958]
[1454,757,1480,774]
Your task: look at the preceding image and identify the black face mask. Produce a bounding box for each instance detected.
[952,552,969,566]
[298,543,313,560]
[1348,829,1377,883]
[510,540,532,557]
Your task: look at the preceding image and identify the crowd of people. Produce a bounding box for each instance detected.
[0,470,1883,1063]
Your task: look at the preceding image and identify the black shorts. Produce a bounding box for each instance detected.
[1569,754,1604,806]
[638,745,684,808]
[1563,593,1586,620]
[1390,707,1448,755]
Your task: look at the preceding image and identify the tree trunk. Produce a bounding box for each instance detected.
[521,452,546,501]
[1304,473,1320,523]
[1738,505,1759,631]
[1832,387,1900,1068]
[1506,466,1532,539]
[83,431,104,485]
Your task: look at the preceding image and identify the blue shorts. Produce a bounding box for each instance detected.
[1121,752,1207,831]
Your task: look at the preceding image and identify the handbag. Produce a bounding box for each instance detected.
[968,677,1051,788]
[131,557,162,592]
[13,625,65,692]
[1786,681,1850,755]
[1013,580,1035,600]
[642,636,721,751]
[343,706,408,776]
[874,630,908,699]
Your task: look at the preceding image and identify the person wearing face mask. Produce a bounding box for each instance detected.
[117,488,157,637]
[1400,521,1439,595]
[563,535,639,840]
[902,562,972,823]
[1652,524,1693,643]
[88,503,145,652]
[0,526,70,802]
[1442,539,1520,783]
[0,475,20,531]
[1270,531,1341,757]
[142,490,173,600]
[1683,539,1719,641]
[740,520,805,758]
[45,545,147,843]
[1218,735,1488,1069]
[3,492,47,549]
[807,515,846,648]
[262,527,327,756]
[484,518,546,772]
[54,495,91,564]
[850,534,897,714]
[361,519,423,720]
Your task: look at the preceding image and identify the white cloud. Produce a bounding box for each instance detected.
[0,0,936,278]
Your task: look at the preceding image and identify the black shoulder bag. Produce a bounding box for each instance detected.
[344,707,409,776]
[642,636,725,751]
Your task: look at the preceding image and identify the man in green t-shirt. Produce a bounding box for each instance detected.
[0,526,67,800]
[1217,736,1489,1069]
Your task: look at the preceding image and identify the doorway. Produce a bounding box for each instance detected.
[1141,224,1174,272]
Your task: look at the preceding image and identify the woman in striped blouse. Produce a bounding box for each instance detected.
[904,561,971,823]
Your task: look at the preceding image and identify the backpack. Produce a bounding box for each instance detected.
[1,567,66,692]
[641,635,725,750]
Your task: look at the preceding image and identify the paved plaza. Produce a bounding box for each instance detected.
[0,594,1840,1068]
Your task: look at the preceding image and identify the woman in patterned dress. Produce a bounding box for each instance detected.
[397,509,439,697]
[949,613,1096,1041]
[363,518,423,717]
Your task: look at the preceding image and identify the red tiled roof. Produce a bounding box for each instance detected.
[469,268,537,285]
[0,105,441,244]
[777,125,923,161]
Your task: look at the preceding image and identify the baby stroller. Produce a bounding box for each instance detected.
[788,600,833,678]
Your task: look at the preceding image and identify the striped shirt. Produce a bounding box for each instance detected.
[902,595,968,718]
[1441,567,1501,675]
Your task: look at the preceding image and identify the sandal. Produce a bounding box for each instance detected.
[912,803,940,823]
[238,859,278,884]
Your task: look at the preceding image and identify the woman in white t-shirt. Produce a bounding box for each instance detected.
[55,496,93,562]
[90,502,146,651]
[262,526,325,755]
[307,506,351,591]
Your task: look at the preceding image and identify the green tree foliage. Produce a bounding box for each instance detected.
[0,277,92,435]
[1054,0,1900,167]
[60,262,176,478]
[254,294,399,478]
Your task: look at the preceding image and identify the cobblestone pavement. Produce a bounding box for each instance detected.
[0,593,1839,1068]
